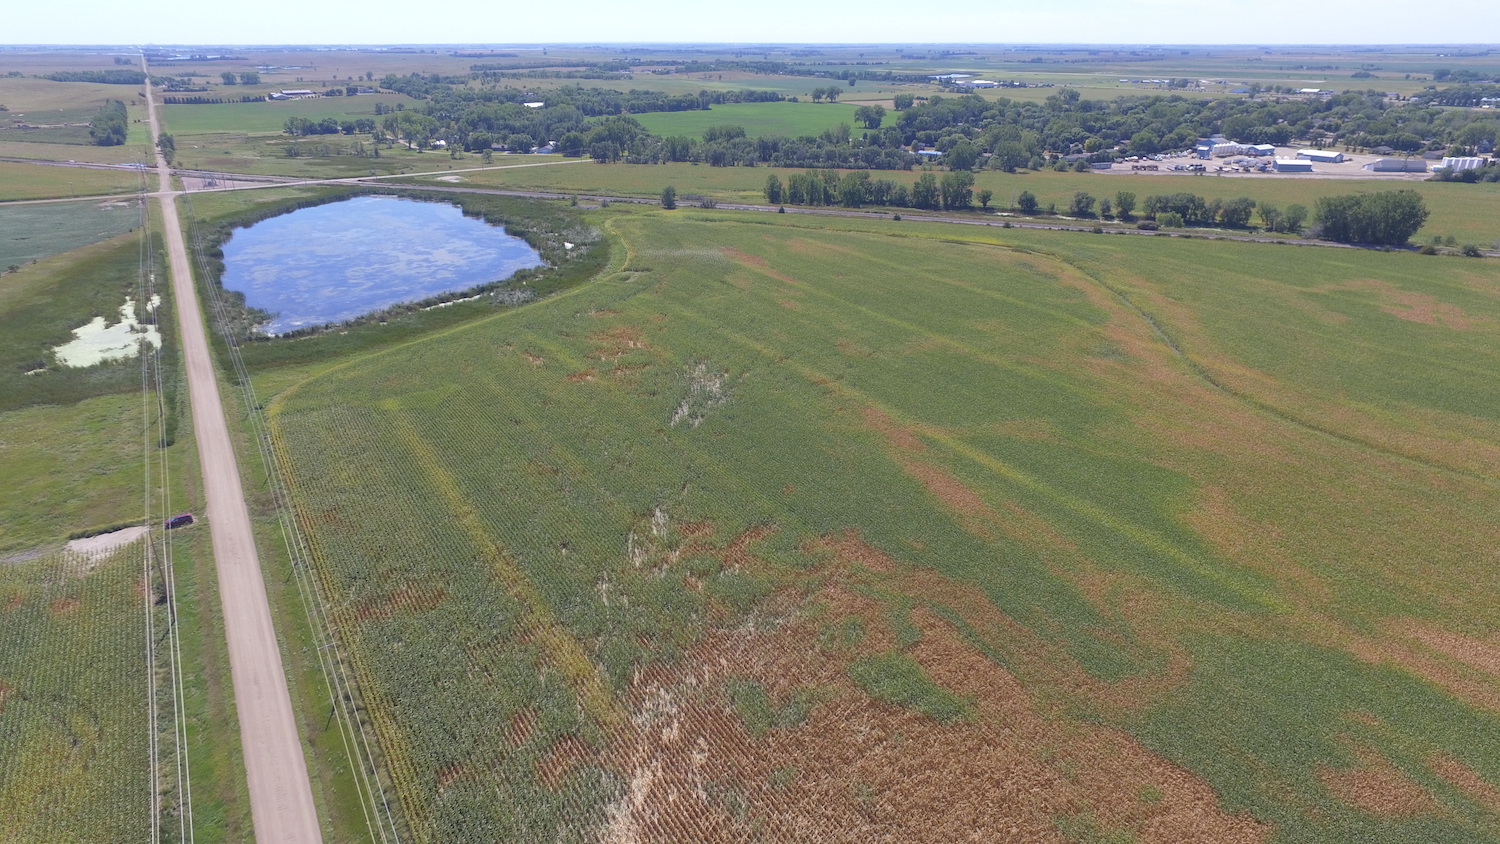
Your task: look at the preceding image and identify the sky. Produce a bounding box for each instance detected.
[7,0,1500,46]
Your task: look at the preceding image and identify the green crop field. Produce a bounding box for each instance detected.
[632,101,882,138]
[162,95,419,136]
[0,544,152,843]
[0,199,142,268]
[264,204,1500,843]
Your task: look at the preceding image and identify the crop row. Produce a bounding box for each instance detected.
[0,546,153,843]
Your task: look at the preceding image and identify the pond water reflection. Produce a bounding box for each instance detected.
[219,196,543,334]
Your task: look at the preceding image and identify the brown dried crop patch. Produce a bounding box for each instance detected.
[907,607,1264,844]
[588,309,623,318]
[1320,743,1442,817]
[1182,485,1330,605]
[806,529,898,574]
[721,247,800,286]
[992,417,1063,441]
[677,520,715,541]
[862,406,926,452]
[48,596,79,615]
[1429,753,1500,812]
[1340,628,1500,714]
[352,584,449,623]
[508,707,539,747]
[1392,620,1500,678]
[898,456,997,538]
[598,577,1264,844]
[609,364,647,379]
[2,591,21,612]
[720,524,778,572]
[538,733,597,790]
[0,678,11,714]
[589,325,653,361]
[1344,279,1481,330]
[565,369,597,383]
[435,763,466,791]
[889,567,1186,717]
[777,298,802,311]
[835,338,873,358]
[522,352,545,367]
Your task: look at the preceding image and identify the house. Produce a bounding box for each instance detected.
[523,101,545,109]
[1297,149,1345,163]
[531,141,557,154]
[1274,158,1313,172]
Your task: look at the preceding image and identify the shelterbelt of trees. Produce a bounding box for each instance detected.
[298,80,1498,174]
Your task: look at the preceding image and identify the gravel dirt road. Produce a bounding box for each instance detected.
[142,57,324,844]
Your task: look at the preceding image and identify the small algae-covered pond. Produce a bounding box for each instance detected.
[220,195,543,334]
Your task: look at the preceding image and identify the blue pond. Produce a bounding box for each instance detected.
[219,196,543,334]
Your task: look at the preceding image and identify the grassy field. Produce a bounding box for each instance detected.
[264,204,1500,843]
[0,137,150,164]
[400,160,1500,245]
[632,101,882,138]
[0,198,142,268]
[0,233,162,418]
[0,161,142,201]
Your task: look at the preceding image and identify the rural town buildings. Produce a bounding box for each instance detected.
[1297,149,1345,163]
[1363,158,1427,172]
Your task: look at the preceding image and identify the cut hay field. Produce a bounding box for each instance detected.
[265,205,1500,843]
[632,102,882,137]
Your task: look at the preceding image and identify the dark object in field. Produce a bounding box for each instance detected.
[165,513,195,530]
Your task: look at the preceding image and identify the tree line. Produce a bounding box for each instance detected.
[44,70,146,84]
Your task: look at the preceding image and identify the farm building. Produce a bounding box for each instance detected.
[1274,158,1313,172]
[1436,156,1486,172]
[955,80,998,88]
[271,89,317,99]
[1247,144,1277,156]
[1363,158,1427,172]
[1297,149,1345,163]
[929,73,973,81]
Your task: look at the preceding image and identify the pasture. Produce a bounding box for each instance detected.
[265,204,1500,843]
